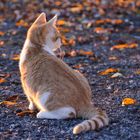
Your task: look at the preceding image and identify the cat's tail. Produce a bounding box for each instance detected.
[73,106,109,134]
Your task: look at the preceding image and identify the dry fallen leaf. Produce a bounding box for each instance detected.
[95,18,123,25]
[57,20,66,26]
[61,36,76,46]
[16,19,28,27]
[99,68,119,75]
[73,64,83,69]
[109,56,118,61]
[110,43,138,50]
[78,50,94,56]
[58,27,70,33]
[122,98,136,106]
[0,41,4,47]
[135,70,140,75]
[16,110,34,117]
[70,4,83,13]
[94,27,108,34]
[111,19,123,25]
[11,54,20,61]
[67,50,77,57]
[6,95,19,101]
[0,31,5,36]
[111,72,123,78]
[0,101,17,106]
[0,78,6,83]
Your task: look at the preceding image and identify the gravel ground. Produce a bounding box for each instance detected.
[0,1,140,140]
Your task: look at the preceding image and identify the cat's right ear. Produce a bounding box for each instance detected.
[32,12,46,26]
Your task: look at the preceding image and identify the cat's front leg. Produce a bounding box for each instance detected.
[28,101,36,111]
[27,96,36,111]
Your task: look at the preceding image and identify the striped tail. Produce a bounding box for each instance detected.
[73,107,109,134]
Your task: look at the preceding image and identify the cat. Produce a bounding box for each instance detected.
[19,13,109,134]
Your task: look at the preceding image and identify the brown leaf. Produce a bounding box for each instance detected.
[73,64,82,69]
[16,20,28,27]
[6,95,19,101]
[0,101,17,106]
[11,54,20,61]
[16,110,34,117]
[122,98,136,106]
[99,68,119,75]
[110,43,138,50]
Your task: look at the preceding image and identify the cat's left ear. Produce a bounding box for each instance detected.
[47,15,57,27]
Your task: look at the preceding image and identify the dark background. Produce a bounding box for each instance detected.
[0,0,140,140]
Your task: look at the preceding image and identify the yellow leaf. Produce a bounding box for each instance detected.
[111,19,123,25]
[78,50,94,56]
[0,31,5,36]
[58,27,70,33]
[61,36,75,46]
[122,98,136,106]
[0,78,6,83]
[0,101,16,106]
[111,43,138,50]
[99,68,119,75]
[70,5,83,13]
[16,20,28,27]
[11,54,20,61]
[109,56,118,61]
[135,70,140,75]
[57,20,66,26]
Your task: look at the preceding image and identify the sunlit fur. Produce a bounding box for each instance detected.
[19,13,109,134]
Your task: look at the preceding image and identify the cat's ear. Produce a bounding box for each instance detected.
[47,15,57,27]
[32,12,46,26]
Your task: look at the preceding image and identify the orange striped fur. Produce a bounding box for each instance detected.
[19,13,109,134]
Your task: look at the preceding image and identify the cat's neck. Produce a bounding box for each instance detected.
[24,39,55,56]
[43,44,55,56]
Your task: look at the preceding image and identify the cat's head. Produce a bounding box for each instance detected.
[27,13,61,53]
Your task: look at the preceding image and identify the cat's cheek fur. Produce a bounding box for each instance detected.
[36,107,76,119]
[44,39,55,55]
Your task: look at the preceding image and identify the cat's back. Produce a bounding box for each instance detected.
[23,49,91,96]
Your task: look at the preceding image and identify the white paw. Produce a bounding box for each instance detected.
[28,102,36,111]
[36,111,45,118]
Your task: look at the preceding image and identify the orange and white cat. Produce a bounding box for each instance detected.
[19,13,109,134]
